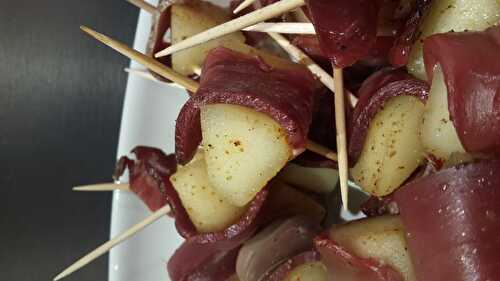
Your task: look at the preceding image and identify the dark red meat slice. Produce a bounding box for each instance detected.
[292,35,330,68]
[113,147,174,212]
[145,0,173,81]
[394,159,500,281]
[175,247,240,281]
[389,0,433,66]
[423,26,500,155]
[306,0,380,67]
[377,0,412,37]
[293,29,393,66]
[175,47,316,164]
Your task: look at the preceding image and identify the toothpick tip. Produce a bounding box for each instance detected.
[79,26,109,42]
[233,6,244,14]
[233,0,256,14]
[154,50,167,58]
[80,25,100,38]
[79,25,90,32]
[53,272,65,281]
[331,66,350,211]
[71,183,130,192]
[341,186,349,210]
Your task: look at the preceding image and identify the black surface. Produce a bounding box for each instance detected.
[0,1,138,280]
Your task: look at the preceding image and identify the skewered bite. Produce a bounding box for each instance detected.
[419,68,465,162]
[200,104,292,206]
[170,150,247,233]
[175,47,315,207]
[351,95,425,197]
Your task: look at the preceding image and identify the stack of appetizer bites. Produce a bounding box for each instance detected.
[55,0,500,280]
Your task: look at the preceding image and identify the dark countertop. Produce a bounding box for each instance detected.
[0,1,138,280]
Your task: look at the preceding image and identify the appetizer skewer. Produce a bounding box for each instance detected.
[81,26,338,161]
[55,0,500,280]
[145,0,352,207]
[72,182,130,192]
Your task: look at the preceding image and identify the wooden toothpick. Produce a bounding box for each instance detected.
[124,67,187,89]
[126,0,159,15]
[80,26,199,92]
[155,0,306,58]
[268,33,358,106]
[306,140,338,161]
[332,66,349,210]
[233,0,258,14]
[243,22,315,34]
[73,183,130,192]
[53,204,170,280]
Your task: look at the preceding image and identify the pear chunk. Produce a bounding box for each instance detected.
[420,68,466,162]
[171,1,245,76]
[170,150,247,233]
[200,104,292,206]
[351,95,425,196]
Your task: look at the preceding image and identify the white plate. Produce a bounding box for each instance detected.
[108,2,365,280]
[109,2,187,281]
